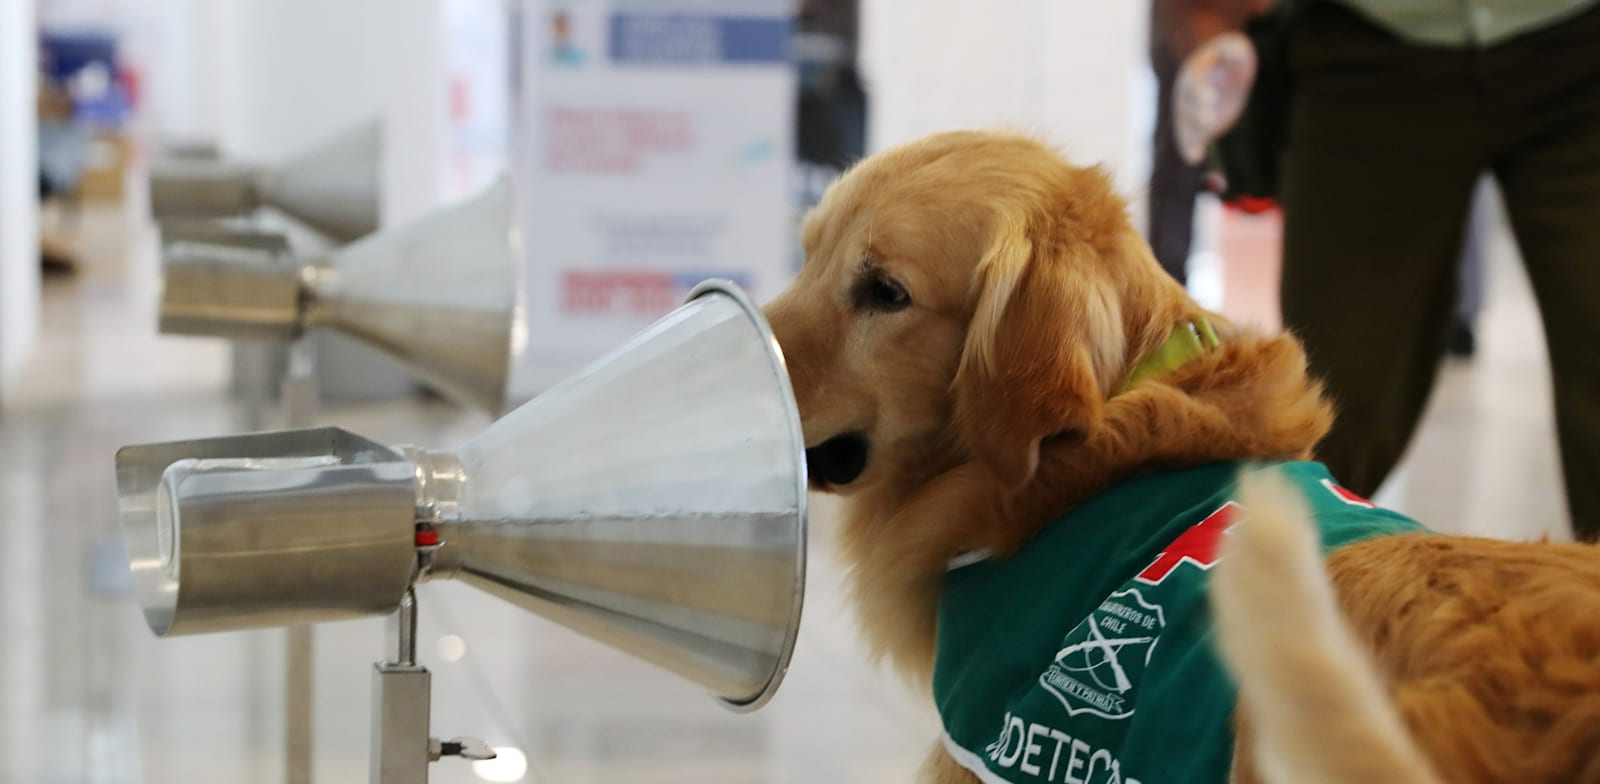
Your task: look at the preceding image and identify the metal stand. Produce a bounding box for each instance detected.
[370,590,492,784]
[236,338,319,784]
[237,341,278,782]
[257,339,495,783]
[283,338,320,784]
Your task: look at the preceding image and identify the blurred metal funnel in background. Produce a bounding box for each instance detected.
[156,177,520,415]
[149,121,382,243]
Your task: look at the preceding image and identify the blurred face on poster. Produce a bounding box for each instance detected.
[550,10,584,66]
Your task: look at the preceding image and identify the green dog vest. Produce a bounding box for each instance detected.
[934,461,1427,784]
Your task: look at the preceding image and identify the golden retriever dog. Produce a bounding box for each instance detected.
[762,130,1600,783]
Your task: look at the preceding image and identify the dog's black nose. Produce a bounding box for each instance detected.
[806,433,869,487]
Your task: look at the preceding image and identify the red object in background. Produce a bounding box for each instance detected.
[1226,195,1279,215]
[1205,172,1281,215]
[120,64,142,111]
[415,528,441,547]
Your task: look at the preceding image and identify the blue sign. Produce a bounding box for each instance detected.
[609,13,789,65]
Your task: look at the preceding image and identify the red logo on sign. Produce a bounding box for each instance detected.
[1135,502,1242,585]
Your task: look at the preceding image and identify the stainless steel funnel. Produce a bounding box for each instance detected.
[154,177,520,415]
[418,281,807,710]
[300,176,521,415]
[117,281,807,710]
[148,121,381,243]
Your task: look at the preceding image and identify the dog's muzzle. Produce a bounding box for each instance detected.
[806,433,869,488]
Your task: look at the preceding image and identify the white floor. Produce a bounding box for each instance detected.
[0,189,1570,782]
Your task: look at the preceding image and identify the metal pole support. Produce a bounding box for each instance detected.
[283,337,320,784]
[372,591,431,784]
[368,590,494,783]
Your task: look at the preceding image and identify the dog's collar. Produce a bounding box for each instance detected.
[1119,318,1220,393]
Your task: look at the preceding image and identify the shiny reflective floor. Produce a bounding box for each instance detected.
[0,189,1565,783]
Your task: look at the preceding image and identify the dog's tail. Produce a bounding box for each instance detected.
[1210,468,1442,784]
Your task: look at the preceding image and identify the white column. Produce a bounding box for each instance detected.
[859,0,1150,191]
[215,0,447,225]
[0,0,40,399]
[146,0,237,146]
[147,0,451,401]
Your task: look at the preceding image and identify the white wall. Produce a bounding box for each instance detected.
[147,0,453,401]
[0,0,41,399]
[164,0,450,226]
[145,0,229,146]
[860,0,1152,197]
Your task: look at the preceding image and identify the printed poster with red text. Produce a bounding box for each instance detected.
[513,0,794,394]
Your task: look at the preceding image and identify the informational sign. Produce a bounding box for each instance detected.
[512,0,794,394]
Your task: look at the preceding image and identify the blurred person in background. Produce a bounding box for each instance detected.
[794,0,865,174]
[793,0,865,274]
[37,55,86,274]
[1147,1,1208,285]
[1167,0,1600,538]
[1148,0,1275,284]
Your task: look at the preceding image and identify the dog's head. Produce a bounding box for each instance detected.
[764,131,1193,496]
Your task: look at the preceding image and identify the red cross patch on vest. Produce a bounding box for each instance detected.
[1134,502,1242,585]
[1320,478,1375,508]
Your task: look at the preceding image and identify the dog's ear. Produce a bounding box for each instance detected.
[953,212,1130,489]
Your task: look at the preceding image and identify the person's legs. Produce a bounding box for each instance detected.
[1279,2,1487,495]
[1147,34,1208,285]
[1486,4,1600,540]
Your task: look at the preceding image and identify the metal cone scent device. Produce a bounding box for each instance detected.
[157,177,519,415]
[116,428,421,636]
[116,280,807,714]
[420,280,807,709]
[157,218,293,254]
[149,121,382,242]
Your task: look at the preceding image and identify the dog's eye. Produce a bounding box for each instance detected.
[858,274,911,312]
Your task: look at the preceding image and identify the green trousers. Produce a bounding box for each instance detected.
[1280,1,1600,539]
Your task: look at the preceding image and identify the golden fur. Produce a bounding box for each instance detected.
[763,130,1600,782]
[1218,469,1600,783]
[1215,469,1444,784]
